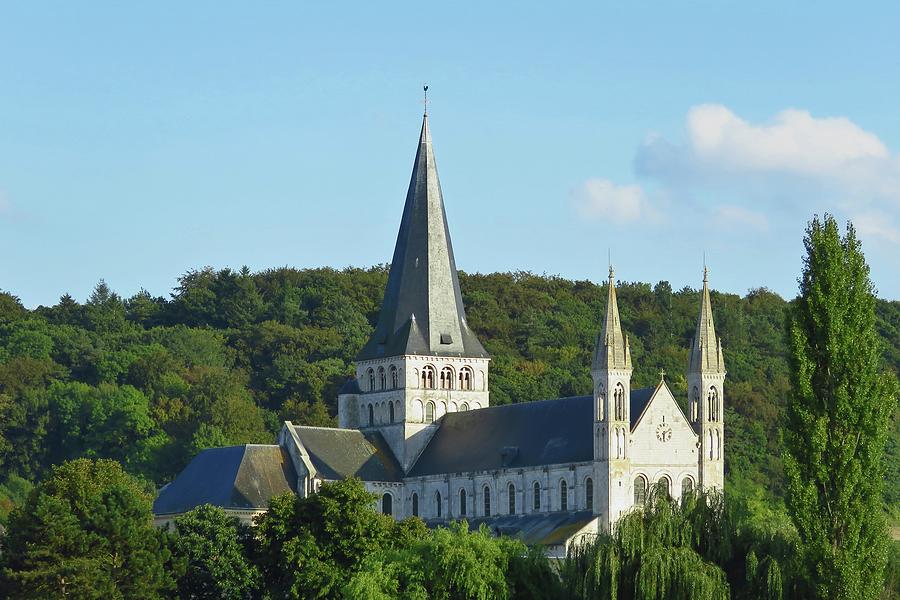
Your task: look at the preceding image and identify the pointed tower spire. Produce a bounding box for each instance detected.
[357,114,487,361]
[593,266,632,370]
[689,266,724,373]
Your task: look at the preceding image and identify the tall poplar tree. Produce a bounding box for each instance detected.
[784,214,898,599]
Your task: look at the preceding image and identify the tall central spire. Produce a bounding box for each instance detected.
[357,115,487,361]
[593,266,632,371]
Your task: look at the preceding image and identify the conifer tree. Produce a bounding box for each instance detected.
[784,214,899,600]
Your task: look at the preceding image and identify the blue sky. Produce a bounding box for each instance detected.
[2,2,899,307]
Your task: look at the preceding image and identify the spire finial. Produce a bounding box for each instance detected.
[659,368,666,381]
[703,251,708,284]
[423,84,429,117]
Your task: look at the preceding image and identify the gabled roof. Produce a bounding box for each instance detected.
[629,378,691,431]
[293,425,404,482]
[407,390,653,477]
[153,445,296,516]
[356,115,487,361]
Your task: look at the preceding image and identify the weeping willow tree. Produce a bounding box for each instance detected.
[560,487,790,600]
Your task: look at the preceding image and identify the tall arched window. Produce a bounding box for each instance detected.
[435,491,442,518]
[368,404,374,427]
[596,383,605,421]
[483,486,491,516]
[425,401,435,423]
[714,429,721,459]
[367,368,375,391]
[708,430,714,459]
[533,482,541,511]
[614,383,625,421]
[390,366,398,389]
[634,475,647,506]
[658,477,671,498]
[711,387,719,421]
[411,492,419,517]
[440,366,454,390]
[422,366,436,389]
[691,387,699,422]
[585,477,594,511]
[459,367,473,390]
[382,493,393,516]
[681,477,694,501]
[459,489,467,516]
[508,483,516,514]
[388,402,395,423]
[560,479,569,511]
[378,367,386,391]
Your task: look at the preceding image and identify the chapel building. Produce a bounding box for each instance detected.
[153,114,726,555]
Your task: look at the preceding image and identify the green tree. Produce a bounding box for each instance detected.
[0,458,176,599]
[783,215,899,599]
[170,504,261,599]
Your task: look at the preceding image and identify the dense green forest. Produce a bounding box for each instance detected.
[0,266,898,523]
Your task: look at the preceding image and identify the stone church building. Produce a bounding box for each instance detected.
[153,114,726,554]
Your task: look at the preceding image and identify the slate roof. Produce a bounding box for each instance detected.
[407,390,653,477]
[153,445,296,516]
[629,386,655,426]
[338,377,362,395]
[294,426,404,482]
[357,115,487,361]
[435,511,597,547]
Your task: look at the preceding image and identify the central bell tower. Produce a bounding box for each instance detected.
[337,113,490,471]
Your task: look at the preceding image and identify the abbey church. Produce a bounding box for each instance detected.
[153,114,726,554]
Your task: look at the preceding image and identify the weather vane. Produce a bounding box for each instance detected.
[423,84,429,116]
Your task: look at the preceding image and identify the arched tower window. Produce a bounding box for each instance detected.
[440,366,454,390]
[388,402,395,423]
[634,475,647,506]
[681,477,694,501]
[508,483,516,515]
[382,493,393,516]
[422,366,436,389]
[459,489,467,516]
[378,367,386,391]
[715,429,721,459]
[368,404,374,427]
[533,482,541,511]
[459,367,473,390]
[708,430,714,459]
[411,492,419,517]
[691,387,699,422]
[585,477,594,511]
[390,366,398,389]
[483,485,491,516]
[658,477,671,498]
[614,383,625,421]
[596,383,605,421]
[367,368,375,392]
[435,491,442,518]
[560,479,569,511]
[425,401,435,423]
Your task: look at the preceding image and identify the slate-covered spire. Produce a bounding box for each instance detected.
[357,115,487,361]
[689,267,725,373]
[593,266,632,371]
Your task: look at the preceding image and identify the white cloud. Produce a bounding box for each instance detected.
[573,178,655,223]
[713,204,769,232]
[853,211,900,245]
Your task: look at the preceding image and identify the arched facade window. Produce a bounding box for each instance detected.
[596,383,605,421]
[367,368,375,391]
[435,491,442,518]
[483,485,491,516]
[658,477,671,498]
[382,493,393,516]
[422,366,436,389]
[681,477,694,501]
[560,479,569,511]
[425,401,435,423]
[691,387,699,422]
[614,383,625,421]
[368,404,374,427]
[458,367,473,390]
[459,489,467,516]
[459,402,469,411]
[634,475,647,506]
[707,387,719,422]
[390,366,398,389]
[388,402,395,423]
[439,366,454,390]
[533,482,541,511]
[378,367,386,391]
[508,483,516,515]
[585,477,594,511]
[411,492,419,517]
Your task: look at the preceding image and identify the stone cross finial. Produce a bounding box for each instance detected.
[659,368,666,380]
[423,85,429,116]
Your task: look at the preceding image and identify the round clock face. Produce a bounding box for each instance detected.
[656,423,673,442]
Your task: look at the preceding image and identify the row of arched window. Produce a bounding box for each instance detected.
[383,477,596,519]
[366,400,401,426]
[365,364,479,392]
[690,386,721,423]
[595,382,626,422]
[366,366,400,392]
[633,474,694,506]
[364,398,480,427]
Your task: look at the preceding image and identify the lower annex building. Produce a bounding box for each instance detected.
[153,113,727,556]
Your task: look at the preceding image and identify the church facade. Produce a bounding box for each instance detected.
[153,114,726,553]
